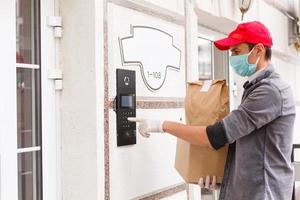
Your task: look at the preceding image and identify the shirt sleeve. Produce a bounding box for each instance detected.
[206,120,228,150]
[222,83,282,144]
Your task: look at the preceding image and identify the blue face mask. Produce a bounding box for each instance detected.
[229,48,260,77]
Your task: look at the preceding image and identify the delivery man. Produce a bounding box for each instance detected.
[128,21,296,200]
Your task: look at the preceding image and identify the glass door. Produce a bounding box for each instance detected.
[16,0,43,199]
[197,37,228,80]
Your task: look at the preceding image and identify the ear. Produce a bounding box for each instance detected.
[255,43,265,57]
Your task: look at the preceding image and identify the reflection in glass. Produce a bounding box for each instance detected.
[18,151,42,200]
[198,37,212,80]
[16,0,40,64]
[17,68,41,148]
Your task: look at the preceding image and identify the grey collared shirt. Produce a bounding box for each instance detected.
[207,64,296,200]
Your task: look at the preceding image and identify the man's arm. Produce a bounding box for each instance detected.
[128,117,224,149]
[162,121,213,149]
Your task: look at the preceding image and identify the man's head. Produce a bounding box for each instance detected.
[214,21,273,76]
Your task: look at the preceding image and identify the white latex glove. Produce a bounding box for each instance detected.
[198,175,218,190]
[127,117,165,138]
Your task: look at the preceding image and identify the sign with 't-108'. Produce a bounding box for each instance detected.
[119,25,182,92]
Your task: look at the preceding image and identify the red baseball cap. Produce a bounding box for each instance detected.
[214,21,273,50]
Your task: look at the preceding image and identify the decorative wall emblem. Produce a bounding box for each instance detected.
[119,25,182,92]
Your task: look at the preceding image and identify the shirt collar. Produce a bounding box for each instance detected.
[248,66,267,82]
[243,64,274,89]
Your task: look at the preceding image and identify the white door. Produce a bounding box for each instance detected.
[16,0,59,200]
[0,1,18,199]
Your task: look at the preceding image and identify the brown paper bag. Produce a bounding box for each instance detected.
[175,80,229,184]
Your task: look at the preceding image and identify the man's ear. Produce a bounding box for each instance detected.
[255,43,265,57]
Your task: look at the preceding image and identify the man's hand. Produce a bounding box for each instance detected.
[127,117,165,138]
[198,175,218,190]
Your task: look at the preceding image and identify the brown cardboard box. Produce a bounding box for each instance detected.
[175,80,229,184]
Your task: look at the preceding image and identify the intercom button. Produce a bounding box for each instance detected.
[124,131,131,137]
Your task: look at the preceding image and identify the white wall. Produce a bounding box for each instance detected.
[107,2,187,199]
[60,0,104,199]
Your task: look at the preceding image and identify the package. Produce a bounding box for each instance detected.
[175,80,229,184]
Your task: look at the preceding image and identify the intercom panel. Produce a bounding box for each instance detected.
[115,69,136,146]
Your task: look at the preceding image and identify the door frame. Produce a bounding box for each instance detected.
[40,0,61,199]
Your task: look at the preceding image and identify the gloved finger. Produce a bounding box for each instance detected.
[144,132,150,138]
[198,177,204,188]
[141,132,150,138]
[138,125,145,136]
[210,176,217,189]
[140,127,149,137]
[138,126,150,138]
[127,117,143,122]
[204,175,210,189]
[139,128,146,137]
